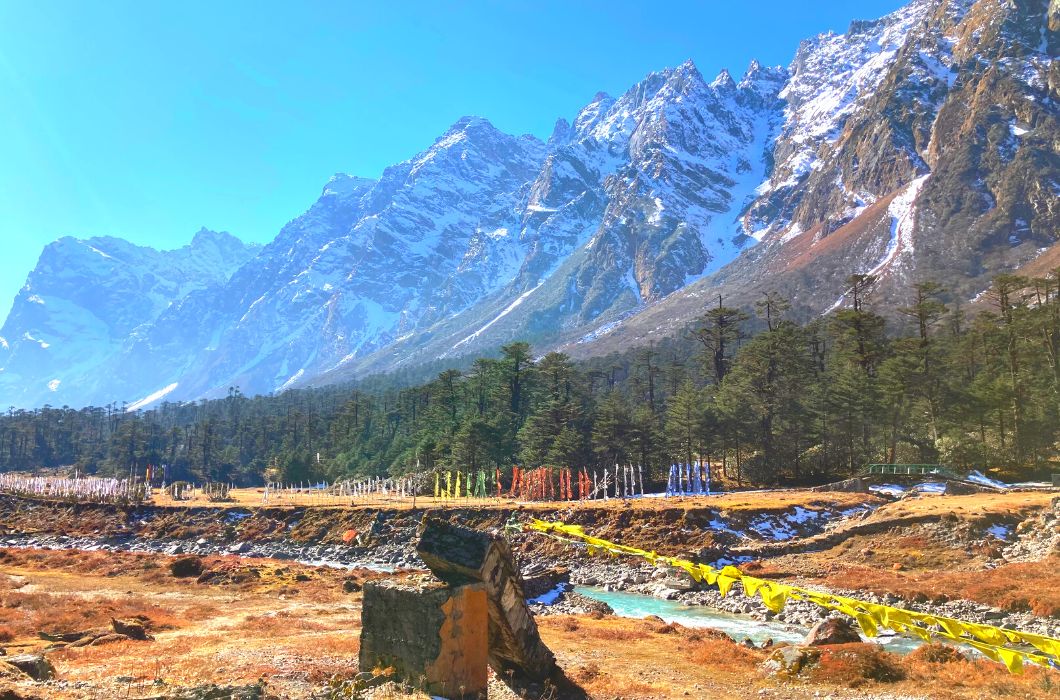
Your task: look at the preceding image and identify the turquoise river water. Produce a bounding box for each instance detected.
[577,586,924,654]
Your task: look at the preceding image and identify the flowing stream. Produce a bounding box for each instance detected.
[578,586,924,654]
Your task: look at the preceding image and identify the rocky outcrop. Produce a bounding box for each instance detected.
[3,655,53,682]
[804,617,862,645]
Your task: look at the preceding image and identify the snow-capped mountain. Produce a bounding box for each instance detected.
[573,0,1057,355]
[0,230,259,407]
[1,0,1055,409]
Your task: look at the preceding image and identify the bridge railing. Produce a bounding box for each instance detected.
[863,464,956,478]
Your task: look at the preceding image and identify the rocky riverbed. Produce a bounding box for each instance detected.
[0,531,421,572]
[1,492,1057,645]
[17,520,1037,645]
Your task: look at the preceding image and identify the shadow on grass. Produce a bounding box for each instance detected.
[494,666,588,700]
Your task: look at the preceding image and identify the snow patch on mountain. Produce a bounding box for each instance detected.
[453,281,545,350]
[866,174,930,278]
[127,382,179,412]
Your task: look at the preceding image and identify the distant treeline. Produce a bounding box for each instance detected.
[2,272,1057,486]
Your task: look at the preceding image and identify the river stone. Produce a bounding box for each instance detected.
[760,646,819,678]
[804,617,861,646]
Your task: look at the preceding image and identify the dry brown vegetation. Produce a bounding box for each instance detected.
[537,614,1060,699]
[822,556,1060,616]
[0,547,1053,698]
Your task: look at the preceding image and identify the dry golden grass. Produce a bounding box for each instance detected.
[0,548,1056,699]
[823,556,1060,616]
[2,488,1060,699]
[866,491,1055,519]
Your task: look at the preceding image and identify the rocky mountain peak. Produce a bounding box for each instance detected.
[441,114,493,136]
[666,58,706,87]
[572,92,617,136]
[322,173,377,198]
[710,68,736,92]
[738,59,785,86]
[547,118,573,147]
[189,228,247,253]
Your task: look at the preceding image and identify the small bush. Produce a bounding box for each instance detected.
[584,627,647,642]
[169,556,205,578]
[907,643,966,664]
[691,637,762,670]
[574,662,600,683]
[555,618,579,632]
[807,643,906,687]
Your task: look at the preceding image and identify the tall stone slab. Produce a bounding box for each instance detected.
[359,576,488,699]
[416,517,556,680]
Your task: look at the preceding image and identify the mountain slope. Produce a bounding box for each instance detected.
[550,0,1059,357]
[315,59,788,382]
[94,117,548,403]
[0,230,259,407]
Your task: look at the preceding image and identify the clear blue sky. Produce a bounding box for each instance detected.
[0,0,905,322]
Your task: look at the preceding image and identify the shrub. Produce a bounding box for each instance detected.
[555,618,579,632]
[908,643,966,664]
[169,556,205,578]
[807,643,906,687]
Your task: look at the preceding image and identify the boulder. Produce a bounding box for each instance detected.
[38,629,93,643]
[112,618,152,641]
[521,567,570,600]
[0,681,40,700]
[660,575,696,591]
[804,617,861,646]
[3,655,53,681]
[760,646,819,677]
[0,662,26,679]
